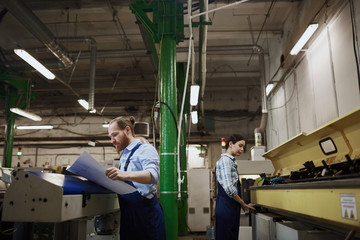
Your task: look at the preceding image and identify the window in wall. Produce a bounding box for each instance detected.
[187,144,207,169]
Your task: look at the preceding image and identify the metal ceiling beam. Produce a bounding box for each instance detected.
[30,93,155,105]
[3,45,269,72]
[14,0,129,10]
[0,0,73,68]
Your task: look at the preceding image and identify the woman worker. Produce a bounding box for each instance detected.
[215,134,255,240]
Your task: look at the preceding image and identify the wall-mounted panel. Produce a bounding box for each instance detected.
[268,85,287,148]
[329,4,360,116]
[295,57,317,133]
[274,86,288,144]
[266,107,278,150]
[308,29,338,127]
[284,73,300,139]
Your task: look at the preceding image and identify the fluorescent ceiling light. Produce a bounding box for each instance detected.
[190,85,200,106]
[14,49,56,80]
[266,83,275,96]
[78,99,89,110]
[290,23,319,55]
[78,99,96,113]
[10,108,42,121]
[191,111,198,124]
[102,123,109,128]
[16,125,53,130]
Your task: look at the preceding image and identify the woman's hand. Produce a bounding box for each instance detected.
[241,202,256,212]
[105,167,129,181]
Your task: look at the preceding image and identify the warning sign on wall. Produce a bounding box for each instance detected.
[340,194,358,220]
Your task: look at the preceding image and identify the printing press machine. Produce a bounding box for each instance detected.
[0,170,119,240]
[250,107,360,238]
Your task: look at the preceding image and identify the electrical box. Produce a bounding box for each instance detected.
[134,122,149,137]
[250,146,266,161]
[187,168,211,232]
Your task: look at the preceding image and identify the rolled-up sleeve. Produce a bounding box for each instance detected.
[138,145,160,184]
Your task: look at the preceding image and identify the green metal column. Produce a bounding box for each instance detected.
[3,86,17,167]
[160,36,178,239]
[159,1,178,239]
[176,62,188,235]
[129,1,185,238]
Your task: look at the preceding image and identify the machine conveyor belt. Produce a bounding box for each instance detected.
[27,171,112,195]
[251,177,360,190]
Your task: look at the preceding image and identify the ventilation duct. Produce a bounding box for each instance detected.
[0,0,73,68]
[57,37,97,112]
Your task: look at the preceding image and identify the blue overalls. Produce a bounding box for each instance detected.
[118,143,166,240]
[215,180,241,240]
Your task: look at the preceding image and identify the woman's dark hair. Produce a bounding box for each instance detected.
[109,116,136,137]
[226,134,245,149]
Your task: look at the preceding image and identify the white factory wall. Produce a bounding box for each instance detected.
[0,115,122,168]
[266,1,360,150]
[0,112,256,168]
[2,146,120,169]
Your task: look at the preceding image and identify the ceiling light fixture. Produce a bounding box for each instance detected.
[290,23,319,55]
[191,111,198,124]
[266,82,276,96]
[16,125,53,130]
[14,49,56,80]
[10,108,42,121]
[190,85,200,106]
[102,123,109,128]
[78,99,96,113]
[78,99,89,110]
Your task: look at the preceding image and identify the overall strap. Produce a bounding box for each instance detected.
[124,143,142,171]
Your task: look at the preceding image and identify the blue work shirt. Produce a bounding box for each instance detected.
[119,139,160,199]
[216,153,239,198]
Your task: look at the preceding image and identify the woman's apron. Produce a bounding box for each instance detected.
[215,180,242,240]
[118,143,166,240]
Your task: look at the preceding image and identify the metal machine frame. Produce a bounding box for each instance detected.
[251,107,360,233]
[1,170,119,239]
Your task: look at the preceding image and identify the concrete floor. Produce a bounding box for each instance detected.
[178,233,207,240]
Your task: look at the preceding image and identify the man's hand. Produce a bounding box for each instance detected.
[106,167,152,184]
[105,167,129,181]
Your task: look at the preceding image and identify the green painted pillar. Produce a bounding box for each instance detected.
[3,86,17,168]
[176,62,188,236]
[159,0,180,238]
[160,36,178,240]
[158,0,179,235]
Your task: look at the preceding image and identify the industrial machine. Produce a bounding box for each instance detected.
[1,170,119,239]
[251,107,360,237]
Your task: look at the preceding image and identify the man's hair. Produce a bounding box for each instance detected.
[109,116,136,137]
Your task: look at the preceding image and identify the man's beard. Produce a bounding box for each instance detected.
[116,135,130,153]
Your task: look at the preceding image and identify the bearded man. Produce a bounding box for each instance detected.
[106,116,166,240]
